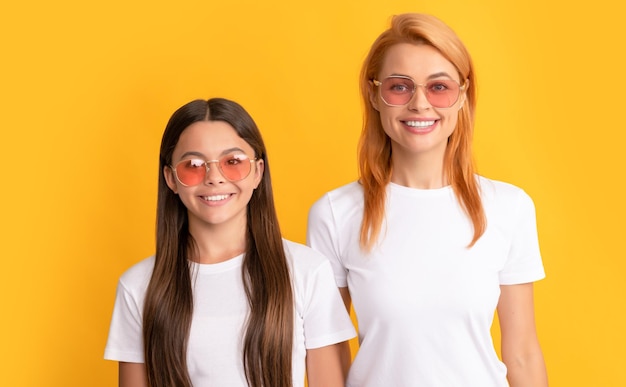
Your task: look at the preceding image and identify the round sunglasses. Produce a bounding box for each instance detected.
[372,75,466,108]
[171,154,257,186]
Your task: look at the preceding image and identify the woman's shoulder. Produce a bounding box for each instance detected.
[478,175,531,199]
[309,181,364,220]
[314,181,362,205]
[477,175,536,213]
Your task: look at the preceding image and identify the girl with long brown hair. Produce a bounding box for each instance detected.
[307,13,548,386]
[105,98,355,387]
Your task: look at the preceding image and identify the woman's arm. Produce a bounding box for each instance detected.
[306,341,351,387]
[497,283,548,387]
[119,362,147,387]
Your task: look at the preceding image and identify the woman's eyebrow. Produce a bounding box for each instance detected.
[386,71,456,80]
[427,71,455,80]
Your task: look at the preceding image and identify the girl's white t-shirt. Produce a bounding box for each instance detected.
[104,239,356,386]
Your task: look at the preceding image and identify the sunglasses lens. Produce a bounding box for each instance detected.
[219,154,252,181]
[424,80,460,108]
[380,77,415,105]
[175,159,206,186]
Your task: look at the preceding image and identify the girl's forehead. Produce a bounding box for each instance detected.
[174,121,253,158]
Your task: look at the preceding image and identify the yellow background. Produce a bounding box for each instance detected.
[1,0,624,385]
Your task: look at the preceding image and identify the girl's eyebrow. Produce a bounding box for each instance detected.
[178,147,247,160]
[179,151,205,159]
[220,147,247,155]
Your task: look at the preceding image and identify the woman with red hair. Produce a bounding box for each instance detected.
[307,13,548,386]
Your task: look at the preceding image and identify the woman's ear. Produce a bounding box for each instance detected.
[164,166,178,194]
[253,159,264,189]
[458,95,467,111]
[458,79,469,110]
[369,81,380,111]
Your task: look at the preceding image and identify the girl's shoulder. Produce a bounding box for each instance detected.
[117,255,155,291]
[282,239,326,262]
[281,239,340,301]
[282,239,330,274]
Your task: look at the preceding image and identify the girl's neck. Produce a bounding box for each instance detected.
[188,218,247,264]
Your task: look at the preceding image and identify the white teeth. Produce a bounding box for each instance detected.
[405,120,435,127]
[204,194,229,201]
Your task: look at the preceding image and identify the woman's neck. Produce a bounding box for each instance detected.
[390,148,448,189]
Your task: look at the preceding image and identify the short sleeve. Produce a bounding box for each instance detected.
[301,259,356,349]
[499,190,546,285]
[307,194,348,287]
[103,280,145,363]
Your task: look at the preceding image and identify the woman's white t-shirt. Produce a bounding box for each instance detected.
[307,177,545,387]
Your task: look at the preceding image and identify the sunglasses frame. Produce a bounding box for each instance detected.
[171,155,257,186]
[372,75,467,109]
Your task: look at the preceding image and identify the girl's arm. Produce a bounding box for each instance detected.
[498,283,548,387]
[338,287,351,311]
[119,362,148,387]
[306,286,353,386]
[306,341,351,387]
